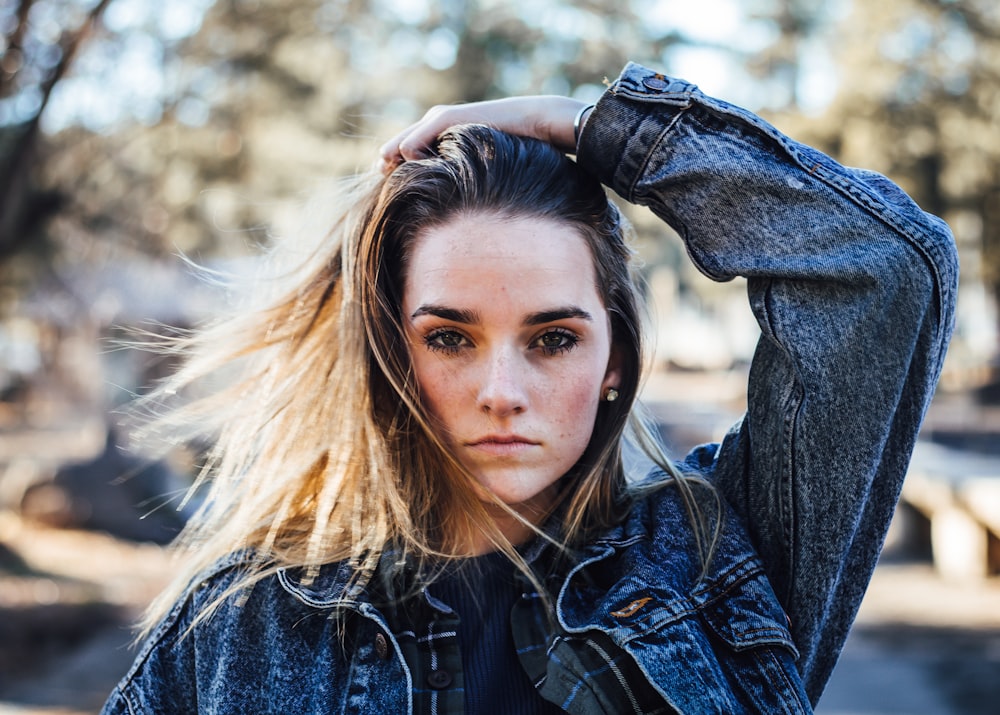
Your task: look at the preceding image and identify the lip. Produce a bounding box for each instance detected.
[465,434,540,457]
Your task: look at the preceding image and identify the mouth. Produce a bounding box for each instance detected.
[466,434,539,456]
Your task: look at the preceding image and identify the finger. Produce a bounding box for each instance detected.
[378,137,405,171]
[376,153,399,175]
[378,132,412,169]
[378,106,450,167]
[377,138,435,175]
[397,136,435,162]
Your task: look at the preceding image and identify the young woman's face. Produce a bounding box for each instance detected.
[402,212,621,530]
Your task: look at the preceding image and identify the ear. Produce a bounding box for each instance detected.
[601,344,624,394]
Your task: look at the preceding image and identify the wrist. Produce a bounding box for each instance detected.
[533,97,589,154]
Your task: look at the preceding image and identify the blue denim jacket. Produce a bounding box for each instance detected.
[102,63,957,714]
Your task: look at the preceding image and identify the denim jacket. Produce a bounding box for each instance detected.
[102,63,957,714]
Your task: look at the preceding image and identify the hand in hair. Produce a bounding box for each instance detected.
[378,96,588,173]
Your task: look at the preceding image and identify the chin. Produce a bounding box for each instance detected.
[473,476,562,512]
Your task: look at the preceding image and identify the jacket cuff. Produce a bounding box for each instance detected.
[576,62,699,201]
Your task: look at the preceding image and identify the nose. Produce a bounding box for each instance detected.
[477,346,528,417]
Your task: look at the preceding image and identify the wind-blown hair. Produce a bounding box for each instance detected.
[138,125,714,633]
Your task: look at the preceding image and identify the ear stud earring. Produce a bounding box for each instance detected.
[604,388,619,402]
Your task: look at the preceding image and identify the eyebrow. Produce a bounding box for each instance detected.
[524,307,593,326]
[410,305,479,323]
[410,304,592,325]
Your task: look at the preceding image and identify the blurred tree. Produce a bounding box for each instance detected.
[742,0,839,110]
[35,0,704,266]
[9,0,999,360]
[807,0,1000,371]
[0,0,113,262]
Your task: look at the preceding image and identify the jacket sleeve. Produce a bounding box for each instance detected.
[577,62,958,702]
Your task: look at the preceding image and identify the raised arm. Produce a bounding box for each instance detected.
[576,63,956,698]
[380,63,959,700]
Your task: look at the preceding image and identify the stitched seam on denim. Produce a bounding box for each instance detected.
[626,110,688,204]
[591,533,646,549]
[357,610,415,715]
[692,98,953,338]
[682,100,955,338]
[277,567,356,609]
[753,647,806,715]
[754,282,802,607]
[693,563,798,652]
[805,160,953,342]
[777,379,803,608]
[590,559,769,637]
[690,557,765,601]
[119,685,139,715]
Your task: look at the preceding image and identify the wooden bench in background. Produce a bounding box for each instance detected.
[901,442,1000,581]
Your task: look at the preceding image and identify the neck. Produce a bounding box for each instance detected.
[456,486,559,556]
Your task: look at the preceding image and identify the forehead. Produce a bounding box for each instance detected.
[403,213,603,310]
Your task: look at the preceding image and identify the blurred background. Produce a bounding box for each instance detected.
[0,0,998,713]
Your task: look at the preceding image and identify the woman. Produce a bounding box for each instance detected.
[102,63,957,714]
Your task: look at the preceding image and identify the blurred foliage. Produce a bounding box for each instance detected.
[0,0,998,335]
[822,1,1000,309]
[0,0,112,266]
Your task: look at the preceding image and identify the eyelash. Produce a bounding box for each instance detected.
[424,329,468,354]
[532,328,579,355]
[422,328,580,356]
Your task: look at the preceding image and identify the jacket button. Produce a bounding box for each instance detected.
[642,75,669,91]
[374,633,389,660]
[427,669,453,689]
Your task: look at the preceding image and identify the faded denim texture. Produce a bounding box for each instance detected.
[102,63,957,714]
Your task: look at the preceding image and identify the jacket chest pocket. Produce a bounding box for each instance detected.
[607,574,812,714]
[692,573,813,714]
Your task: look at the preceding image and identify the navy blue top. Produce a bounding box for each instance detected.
[430,552,562,714]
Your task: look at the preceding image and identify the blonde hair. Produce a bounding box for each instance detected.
[137,125,717,634]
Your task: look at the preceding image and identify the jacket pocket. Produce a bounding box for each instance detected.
[696,572,813,714]
[698,569,798,654]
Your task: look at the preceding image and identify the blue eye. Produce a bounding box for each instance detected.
[534,329,579,355]
[425,329,468,353]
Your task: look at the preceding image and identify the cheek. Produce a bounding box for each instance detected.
[549,374,602,442]
[410,355,474,430]
[411,359,452,410]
